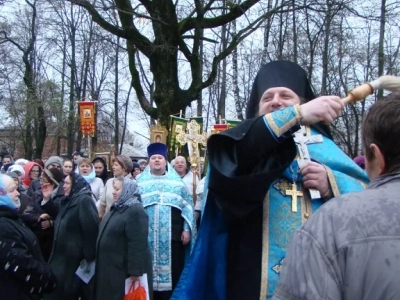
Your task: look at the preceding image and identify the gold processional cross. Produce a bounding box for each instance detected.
[176,120,208,204]
[176,120,208,164]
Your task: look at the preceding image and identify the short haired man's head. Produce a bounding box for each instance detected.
[45,156,63,170]
[362,96,400,179]
[73,151,83,164]
[174,156,187,176]
[3,155,13,165]
[138,159,147,171]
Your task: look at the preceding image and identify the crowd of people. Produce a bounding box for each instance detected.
[0,146,199,300]
[1,60,400,300]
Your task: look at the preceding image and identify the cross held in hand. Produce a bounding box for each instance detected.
[293,126,323,199]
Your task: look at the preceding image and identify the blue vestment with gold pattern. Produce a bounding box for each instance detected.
[172,106,369,300]
[137,165,196,291]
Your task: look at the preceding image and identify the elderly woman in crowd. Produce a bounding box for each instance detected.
[76,157,104,203]
[15,158,29,167]
[6,171,30,215]
[8,164,26,193]
[0,174,57,299]
[44,172,98,300]
[98,155,133,218]
[95,177,152,300]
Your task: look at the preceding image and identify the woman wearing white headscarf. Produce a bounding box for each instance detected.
[76,158,104,204]
[95,177,152,300]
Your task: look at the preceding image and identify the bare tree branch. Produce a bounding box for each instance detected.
[179,0,261,34]
[67,0,128,38]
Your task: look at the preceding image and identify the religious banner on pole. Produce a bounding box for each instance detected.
[150,124,169,144]
[211,119,240,134]
[211,123,228,134]
[78,101,96,136]
[168,116,189,153]
[189,117,203,133]
[226,119,241,129]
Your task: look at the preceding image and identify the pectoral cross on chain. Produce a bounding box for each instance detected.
[293,126,323,199]
[285,183,303,212]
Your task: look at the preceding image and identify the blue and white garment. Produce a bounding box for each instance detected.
[172,105,369,300]
[137,164,196,291]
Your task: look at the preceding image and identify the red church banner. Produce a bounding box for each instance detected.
[78,101,95,136]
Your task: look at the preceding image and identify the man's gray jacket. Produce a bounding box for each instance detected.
[273,172,400,300]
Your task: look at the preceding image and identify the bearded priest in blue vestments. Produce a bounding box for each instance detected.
[171,61,369,300]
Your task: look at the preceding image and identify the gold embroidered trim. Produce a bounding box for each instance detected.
[305,125,311,136]
[260,193,270,300]
[324,166,340,197]
[264,105,302,137]
[301,183,312,223]
[293,104,302,118]
[358,180,368,190]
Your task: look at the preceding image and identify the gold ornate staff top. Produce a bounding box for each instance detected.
[175,119,208,205]
[176,119,208,166]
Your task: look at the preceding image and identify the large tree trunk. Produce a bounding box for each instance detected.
[21,0,46,158]
[377,0,386,100]
[232,16,243,120]
[292,0,298,63]
[57,35,67,156]
[67,4,76,156]
[321,0,332,95]
[218,4,228,121]
[114,36,120,152]
[70,0,282,126]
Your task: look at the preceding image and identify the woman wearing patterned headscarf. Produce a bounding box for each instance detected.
[95,177,152,300]
[98,155,134,219]
[44,172,99,300]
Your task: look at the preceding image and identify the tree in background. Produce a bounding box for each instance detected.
[67,0,293,126]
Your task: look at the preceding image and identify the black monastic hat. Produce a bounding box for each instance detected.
[246,60,332,138]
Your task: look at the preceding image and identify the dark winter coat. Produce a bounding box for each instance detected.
[21,184,66,261]
[44,178,99,300]
[95,203,153,300]
[17,192,30,216]
[0,206,57,300]
[27,178,41,197]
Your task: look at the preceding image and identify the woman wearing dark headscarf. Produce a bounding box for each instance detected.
[95,177,152,300]
[172,61,369,300]
[44,172,99,300]
[92,157,109,185]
